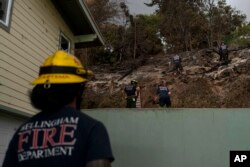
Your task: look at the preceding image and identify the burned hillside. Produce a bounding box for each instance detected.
[81,48,250,108]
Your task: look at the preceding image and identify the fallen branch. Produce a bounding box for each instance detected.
[117,57,148,81]
[118,68,135,81]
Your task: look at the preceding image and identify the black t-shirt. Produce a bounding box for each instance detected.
[2,107,114,167]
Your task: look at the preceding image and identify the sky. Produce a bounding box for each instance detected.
[126,0,250,22]
[126,0,157,15]
[226,0,250,22]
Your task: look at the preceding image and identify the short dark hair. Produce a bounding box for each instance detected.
[30,83,84,112]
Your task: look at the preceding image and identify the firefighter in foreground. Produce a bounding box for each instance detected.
[3,51,114,167]
[124,80,140,108]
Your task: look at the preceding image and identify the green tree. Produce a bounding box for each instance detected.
[204,0,246,46]
[147,0,207,51]
[146,0,246,50]
[226,24,250,47]
[130,14,162,58]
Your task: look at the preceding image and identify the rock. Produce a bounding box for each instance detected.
[216,68,234,78]
[239,49,250,59]
[184,66,208,75]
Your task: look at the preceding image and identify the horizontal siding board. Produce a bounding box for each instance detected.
[12,7,57,47]
[11,14,56,53]
[0,59,35,81]
[22,0,61,36]
[14,0,59,44]
[12,4,58,50]
[0,34,43,65]
[10,24,52,58]
[0,98,35,115]
[1,46,39,73]
[0,28,44,63]
[0,87,34,114]
[0,85,30,103]
[24,0,74,43]
[25,0,68,31]
[1,53,37,77]
[0,76,31,94]
[0,67,33,88]
[0,92,30,108]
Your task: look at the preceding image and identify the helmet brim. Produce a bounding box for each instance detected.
[31,74,87,85]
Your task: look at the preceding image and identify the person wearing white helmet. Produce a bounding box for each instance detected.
[2,51,114,167]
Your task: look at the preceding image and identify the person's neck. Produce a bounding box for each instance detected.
[66,98,77,109]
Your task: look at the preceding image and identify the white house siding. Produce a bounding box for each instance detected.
[0,0,75,115]
[0,112,26,165]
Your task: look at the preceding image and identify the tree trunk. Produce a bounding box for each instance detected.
[133,20,137,60]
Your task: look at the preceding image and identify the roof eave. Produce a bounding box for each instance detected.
[51,0,105,48]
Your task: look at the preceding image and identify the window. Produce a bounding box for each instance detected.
[0,0,14,31]
[59,32,71,52]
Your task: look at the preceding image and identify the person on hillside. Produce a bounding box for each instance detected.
[219,42,229,64]
[2,51,114,167]
[124,80,139,108]
[172,54,183,73]
[155,81,171,107]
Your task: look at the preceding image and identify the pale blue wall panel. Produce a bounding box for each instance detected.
[83,109,250,167]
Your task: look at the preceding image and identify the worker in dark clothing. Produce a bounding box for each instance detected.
[2,51,114,167]
[124,80,138,108]
[155,81,171,107]
[172,54,183,73]
[219,42,229,64]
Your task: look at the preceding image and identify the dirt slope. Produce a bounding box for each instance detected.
[82,48,250,108]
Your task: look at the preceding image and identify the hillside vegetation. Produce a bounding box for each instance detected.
[82,48,250,108]
[78,0,250,108]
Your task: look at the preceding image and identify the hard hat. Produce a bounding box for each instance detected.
[31,50,93,85]
[131,80,138,85]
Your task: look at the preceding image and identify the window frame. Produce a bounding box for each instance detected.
[59,31,71,53]
[0,0,14,32]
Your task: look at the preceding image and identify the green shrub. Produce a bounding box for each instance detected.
[226,24,250,47]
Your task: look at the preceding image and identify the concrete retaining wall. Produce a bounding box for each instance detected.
[84,108,250,167]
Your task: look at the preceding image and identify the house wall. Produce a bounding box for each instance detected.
[0,111,26,164]
[0,0,75,115]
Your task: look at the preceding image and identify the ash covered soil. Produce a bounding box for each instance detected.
[82,48,250,108]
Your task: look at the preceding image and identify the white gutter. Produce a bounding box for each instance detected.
[78,0,105,46]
